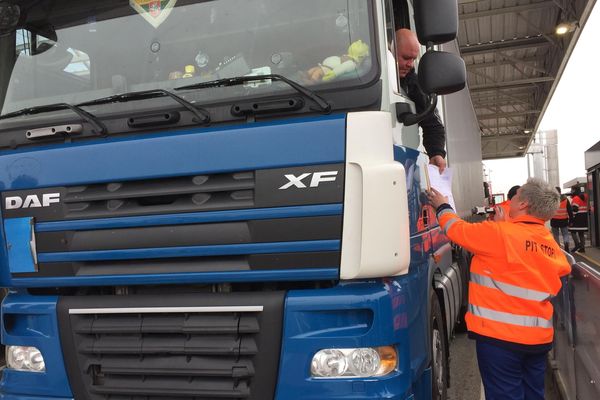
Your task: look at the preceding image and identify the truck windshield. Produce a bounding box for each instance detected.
[0,0,376,117]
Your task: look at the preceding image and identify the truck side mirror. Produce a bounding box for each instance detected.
[396,51,465,126]
[418,50,466,95]
[413,0,458,45]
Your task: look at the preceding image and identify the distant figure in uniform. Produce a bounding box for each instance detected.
[550,187,573,252]
[395,28,447,172]
[427,178,571,400]
[569,186,588,253]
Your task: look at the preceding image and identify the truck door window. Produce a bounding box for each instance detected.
[384,0,410,95]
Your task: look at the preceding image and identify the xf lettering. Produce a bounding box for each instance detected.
[279,171,338,190]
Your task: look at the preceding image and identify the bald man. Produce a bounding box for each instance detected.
[395,28,447,172]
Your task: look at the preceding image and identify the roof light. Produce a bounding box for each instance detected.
[555,22,577,35]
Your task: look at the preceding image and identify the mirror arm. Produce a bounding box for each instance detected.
[396,94,438,126]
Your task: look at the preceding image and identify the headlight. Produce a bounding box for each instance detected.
[311,346,397,378]
[6,345,45,372]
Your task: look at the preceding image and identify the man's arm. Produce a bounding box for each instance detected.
[426,188,502,256]
[566,200,574,222]
[403,71,447,163]
[420,108,446,159]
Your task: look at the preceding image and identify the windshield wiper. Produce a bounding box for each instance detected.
[0,102,107,135]
[175,74,331,113]
[78,89,210,124]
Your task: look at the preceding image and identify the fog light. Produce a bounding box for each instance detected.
[311,346,397,378]
[6,345,45,372]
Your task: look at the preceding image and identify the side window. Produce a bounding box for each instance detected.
[7,29,91,105]
[14,29,90,80]
[384,0,410,94]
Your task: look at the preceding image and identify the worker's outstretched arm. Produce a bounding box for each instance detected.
[426,188,502,256]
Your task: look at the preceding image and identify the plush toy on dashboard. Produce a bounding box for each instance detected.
[306,39,369,83]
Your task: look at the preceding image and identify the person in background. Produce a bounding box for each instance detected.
[569,186,588,253]
[427,178,571,400]
[550,187,573,252]
[489,185,520,221]
[395,28,447,172]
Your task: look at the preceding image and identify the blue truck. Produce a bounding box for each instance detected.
[0,0,478,399]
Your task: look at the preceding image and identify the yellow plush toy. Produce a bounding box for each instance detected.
[307,40,369,82]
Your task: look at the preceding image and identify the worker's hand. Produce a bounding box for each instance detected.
[493,205,507,222]
[426,187,449,209]
[429,155,447,173]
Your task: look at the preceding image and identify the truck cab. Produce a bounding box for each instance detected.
[0,1,468,399]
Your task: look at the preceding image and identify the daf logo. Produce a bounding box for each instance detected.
[279,171,338,190]
[5,193,61,209]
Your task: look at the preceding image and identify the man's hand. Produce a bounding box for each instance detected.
[429,155,447,173]
[426,187,449,209]
[493,205,507,222]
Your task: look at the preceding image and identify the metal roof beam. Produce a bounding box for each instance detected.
[477,110,541,120]
[473,97,533,108]
[460,36,552,55]
[459,1,556,20]
[470,77,555,92]
[497,52,548,75]
[474,100,533,109]
[482,125,529,132]
[472,89,535,99]
[483,153,526,160]
[481,120,531,128]
[467,56,544,71]
[472,92,534,101]
[515,12,559,47]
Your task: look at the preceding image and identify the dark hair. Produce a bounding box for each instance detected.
[507,185,521,200]
[555,186,561,194]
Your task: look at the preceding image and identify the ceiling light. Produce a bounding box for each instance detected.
[524,130,532,134]
[555,22,577,35]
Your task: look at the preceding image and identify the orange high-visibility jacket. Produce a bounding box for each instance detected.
[437,209,571,345]
[572,194,588,214]
[553,198,569,220]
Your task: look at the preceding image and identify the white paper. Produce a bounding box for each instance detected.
[427,165,456,210]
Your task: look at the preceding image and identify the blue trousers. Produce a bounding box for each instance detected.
[476,340,547,400]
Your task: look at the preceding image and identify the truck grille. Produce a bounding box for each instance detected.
[58,293,284,400]
[61,172,255,220]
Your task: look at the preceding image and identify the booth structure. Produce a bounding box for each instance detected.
[585,141,600,248]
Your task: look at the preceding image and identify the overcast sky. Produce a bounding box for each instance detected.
[483,4,600,197]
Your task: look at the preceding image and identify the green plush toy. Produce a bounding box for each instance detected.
[307,40,370,83]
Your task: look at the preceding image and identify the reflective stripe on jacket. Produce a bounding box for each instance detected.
[572,195,588,214]
[437,208,571,345]
[553,199,569,220]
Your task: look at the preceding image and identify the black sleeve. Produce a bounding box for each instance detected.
[403,71,447,158]
[567,200,574,221]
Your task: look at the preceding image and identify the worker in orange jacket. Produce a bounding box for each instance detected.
[427,178,571,400]
[569,186,588,253]
[550,187,573,252]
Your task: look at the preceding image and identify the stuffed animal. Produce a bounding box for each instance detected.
[306,40,369,83]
